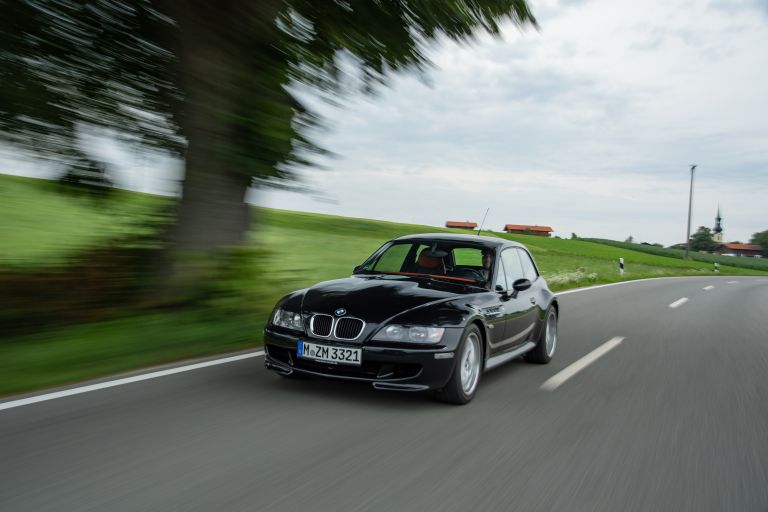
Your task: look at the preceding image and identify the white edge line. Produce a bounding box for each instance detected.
[541,336,625,391]
[555,276,703,296]
[0,351,264,412]
[3,275,759,412]
[554,275,765,297]
[668,297,689,309]
[703,285,715,290]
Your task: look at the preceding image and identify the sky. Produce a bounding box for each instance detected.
[3,0,767,246]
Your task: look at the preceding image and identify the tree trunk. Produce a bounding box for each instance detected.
[154,1,286,296]
[170,5,254,256]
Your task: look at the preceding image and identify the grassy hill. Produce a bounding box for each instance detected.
[582,238,768,271]
[1,173,766,395]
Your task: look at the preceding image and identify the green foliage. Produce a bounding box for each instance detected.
[1,0,541,255]
[1,0,537,186]
[690,226,718,252]
[0,1,181,157]
[750,230,768,256]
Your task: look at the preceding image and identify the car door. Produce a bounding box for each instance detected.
[484,252,511,351]
[512,248,542,341]
[488,248,535,355]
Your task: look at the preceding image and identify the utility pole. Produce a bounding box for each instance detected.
[685,164,696,260]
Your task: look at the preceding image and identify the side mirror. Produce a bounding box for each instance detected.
[353,265,363,274]
[495,284,511,300]
[512,278,532,292]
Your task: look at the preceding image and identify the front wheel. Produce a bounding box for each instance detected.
[526,306,557,364]
[436,325,483,404]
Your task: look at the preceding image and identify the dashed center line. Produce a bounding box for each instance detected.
[669,297,689,308]
[540,336,625,391]
[703,285,715,291]
[727,281,738,284]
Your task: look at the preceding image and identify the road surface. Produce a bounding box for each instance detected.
[1,276,767,511]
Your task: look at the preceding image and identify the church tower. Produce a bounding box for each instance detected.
[713,206,723,244]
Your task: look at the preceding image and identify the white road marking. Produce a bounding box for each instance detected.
[727,281,738,284]
[669,297,689,308]
[540,337,625,391]
[703,285,715,291]
[555,276,730,296]
[0,350,265,412]
[5,276,763,411]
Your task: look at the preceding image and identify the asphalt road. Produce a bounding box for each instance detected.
[1,276,768,511]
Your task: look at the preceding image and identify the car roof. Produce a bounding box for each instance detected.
[392,233,524,250]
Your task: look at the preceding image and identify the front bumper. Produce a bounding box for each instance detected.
[263,327,463,391]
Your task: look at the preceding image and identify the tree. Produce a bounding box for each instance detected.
[624,235,634,243]
[571,233,578,240]
[689,226,718,252]
[1,1,538,271]
[750,230,768,256]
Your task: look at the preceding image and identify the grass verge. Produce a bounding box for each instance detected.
[1,174,766,396]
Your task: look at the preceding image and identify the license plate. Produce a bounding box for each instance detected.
[298,341,361,366]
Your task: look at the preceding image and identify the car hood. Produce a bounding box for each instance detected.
[301,275,470,325]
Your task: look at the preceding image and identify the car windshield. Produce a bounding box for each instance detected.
[358,241,492,285]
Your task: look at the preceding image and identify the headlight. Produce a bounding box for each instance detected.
[272,308,304,331]
[372,324,445,343]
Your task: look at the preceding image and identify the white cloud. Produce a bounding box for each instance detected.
[4,0,766,245]
[259,0,768,245]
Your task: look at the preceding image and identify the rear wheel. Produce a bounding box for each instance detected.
[436,325,483,404]
[526,306,557,364]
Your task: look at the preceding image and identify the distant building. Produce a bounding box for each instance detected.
[714,243,763,258]
[713,206,723,243]
[445,221,477,229]
[503,224,553,237]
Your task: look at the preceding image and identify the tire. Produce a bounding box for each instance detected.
[526,306,557,364]
[436,325,483,404]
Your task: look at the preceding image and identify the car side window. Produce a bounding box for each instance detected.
[500,249,525,289]
[518,249,539,281]
[495,258,507,290]
[372,243,412,272]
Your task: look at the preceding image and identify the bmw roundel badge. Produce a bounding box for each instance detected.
[334,308,347,317]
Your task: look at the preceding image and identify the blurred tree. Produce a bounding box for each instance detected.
[0,0,536,277]
[750,230,768,256]
[690,226,718,252]
[624,235,634,243]
[58,158,114,200]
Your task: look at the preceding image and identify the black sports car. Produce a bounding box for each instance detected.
[264,233,558,404]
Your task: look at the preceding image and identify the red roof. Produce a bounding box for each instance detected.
[722,243,762,251]
[445,221,477,229]
[504,224,553,233]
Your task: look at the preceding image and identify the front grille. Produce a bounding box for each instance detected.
[335,317,364,340]
[310,314,333,337]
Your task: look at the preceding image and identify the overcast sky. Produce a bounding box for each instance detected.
[3,0,767,246]
[259,0,768,245]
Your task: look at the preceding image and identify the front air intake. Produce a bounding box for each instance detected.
[310,314,333,337]
[334,317,365,340]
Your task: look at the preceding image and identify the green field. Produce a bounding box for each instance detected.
[582,237,768,271]
[1,174,765,395]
